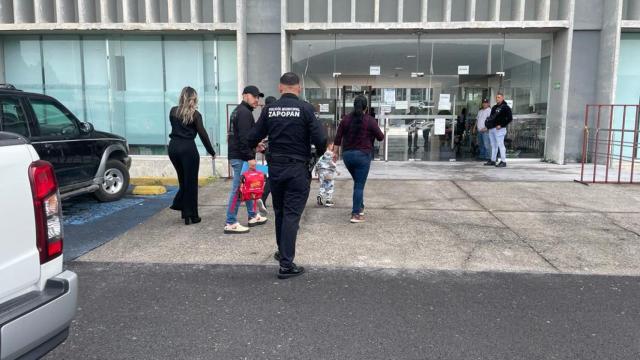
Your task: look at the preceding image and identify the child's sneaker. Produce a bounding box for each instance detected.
[324,200,334,207]
[316,195,324,206]
[224,223,250,234]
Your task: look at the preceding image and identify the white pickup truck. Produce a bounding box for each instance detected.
[0,131,77,359]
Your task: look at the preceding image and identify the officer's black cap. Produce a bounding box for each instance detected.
[280,72,300,86]
[242,85,264,98]
[265,96,277,105]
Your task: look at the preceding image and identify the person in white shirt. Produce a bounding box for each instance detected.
[476,98,492,161]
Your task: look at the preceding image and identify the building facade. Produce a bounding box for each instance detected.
[0,0,638,164]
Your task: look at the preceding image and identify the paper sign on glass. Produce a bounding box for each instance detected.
[434,118,446,135]
[384,89,396,105]
[395,101,408,110]
[319,104,329,112]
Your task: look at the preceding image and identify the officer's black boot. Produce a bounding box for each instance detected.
[278,263,305,279]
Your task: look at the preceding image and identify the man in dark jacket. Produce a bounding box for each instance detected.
[224,85,268,234]
[485,92,513,168]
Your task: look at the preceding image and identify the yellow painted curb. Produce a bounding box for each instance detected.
[132,185,167,196]
[130,177,216,187]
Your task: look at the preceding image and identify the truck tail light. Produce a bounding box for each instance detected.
[29,160,63,264]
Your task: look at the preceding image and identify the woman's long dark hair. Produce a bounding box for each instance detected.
[347,95,368,143]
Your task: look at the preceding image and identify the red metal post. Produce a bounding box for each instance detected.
[580,105,589,182]
[618,105,627,183]
[604,105,615,183]
[592,105,602,183]
[631,105,640,184]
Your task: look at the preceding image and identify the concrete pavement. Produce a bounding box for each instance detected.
[79,176,640,276]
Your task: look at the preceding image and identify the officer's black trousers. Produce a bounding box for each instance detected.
[168,138,200,219]
[268,162,311,268]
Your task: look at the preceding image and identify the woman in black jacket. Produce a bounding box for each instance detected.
[168,86,216,225]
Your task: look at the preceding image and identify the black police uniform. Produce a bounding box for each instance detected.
[247,93,327,269]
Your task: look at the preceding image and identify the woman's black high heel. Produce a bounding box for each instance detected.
[184,216,202,225]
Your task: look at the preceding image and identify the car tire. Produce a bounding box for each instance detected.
[93,159,130,202]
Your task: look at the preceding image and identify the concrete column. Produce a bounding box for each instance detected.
[398,0,403,22]
[34,0,55,23]
[511,0,525,21]
[122,0,138,22]
[374,0,379,22]
[190,0,202,22]
[237,0,247,101]
[281,0,289,74]
[327,0,332,22]
[629,0,640,20]
[78,0,97,22]
[466,0,476,21]
[144,0,160,23]
[0,0,13,23]
[100,0,117,23]
[13,0,35,23]
[444,0,452,21]
[168,0,181,22]
[303,0,309,23]
[596,0,623,105]
[535,0,550,21]
[56,0,76,22]
[489,0,500,21]
[213,0,222,22]
[351,0,356,22]
[421,0,428,22]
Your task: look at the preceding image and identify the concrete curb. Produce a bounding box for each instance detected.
[131,185,167,196]
[130,177,217,187]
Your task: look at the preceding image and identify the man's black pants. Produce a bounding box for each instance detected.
[268,161,311,268]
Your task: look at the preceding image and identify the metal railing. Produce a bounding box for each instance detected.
[577,104,640,184]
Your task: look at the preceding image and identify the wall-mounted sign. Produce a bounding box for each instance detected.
[434,118,446,135]
[370,65,381,76]
[319,103,329,113]
[458,65,470,75]
[553,81,561,90]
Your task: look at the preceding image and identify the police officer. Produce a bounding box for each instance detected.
[248,72,327,279]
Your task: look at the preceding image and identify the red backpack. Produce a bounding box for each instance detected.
[230,169,266,213]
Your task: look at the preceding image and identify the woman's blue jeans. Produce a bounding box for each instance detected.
[342,150,372,215]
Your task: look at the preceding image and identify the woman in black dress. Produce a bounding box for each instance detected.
[168,86,216,225]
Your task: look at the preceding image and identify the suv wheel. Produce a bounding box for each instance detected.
[94,159,130,202]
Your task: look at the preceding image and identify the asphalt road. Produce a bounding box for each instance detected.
[48,262,640,360]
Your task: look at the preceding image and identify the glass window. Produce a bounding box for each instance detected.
[0,98,29,137]
[3,36,43,94]
[31,99,79,137]
[403,0,422,22]
[42,36,84,119]
[82,36,110,134]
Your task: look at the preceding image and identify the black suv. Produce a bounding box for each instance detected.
[0,84,131,201]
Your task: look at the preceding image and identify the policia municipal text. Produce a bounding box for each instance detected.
[248,72,327,279]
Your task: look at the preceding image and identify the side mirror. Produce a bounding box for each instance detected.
[80,122,94,134]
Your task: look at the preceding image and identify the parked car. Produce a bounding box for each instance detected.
[0,131,78,359]
[0,84,131,201]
